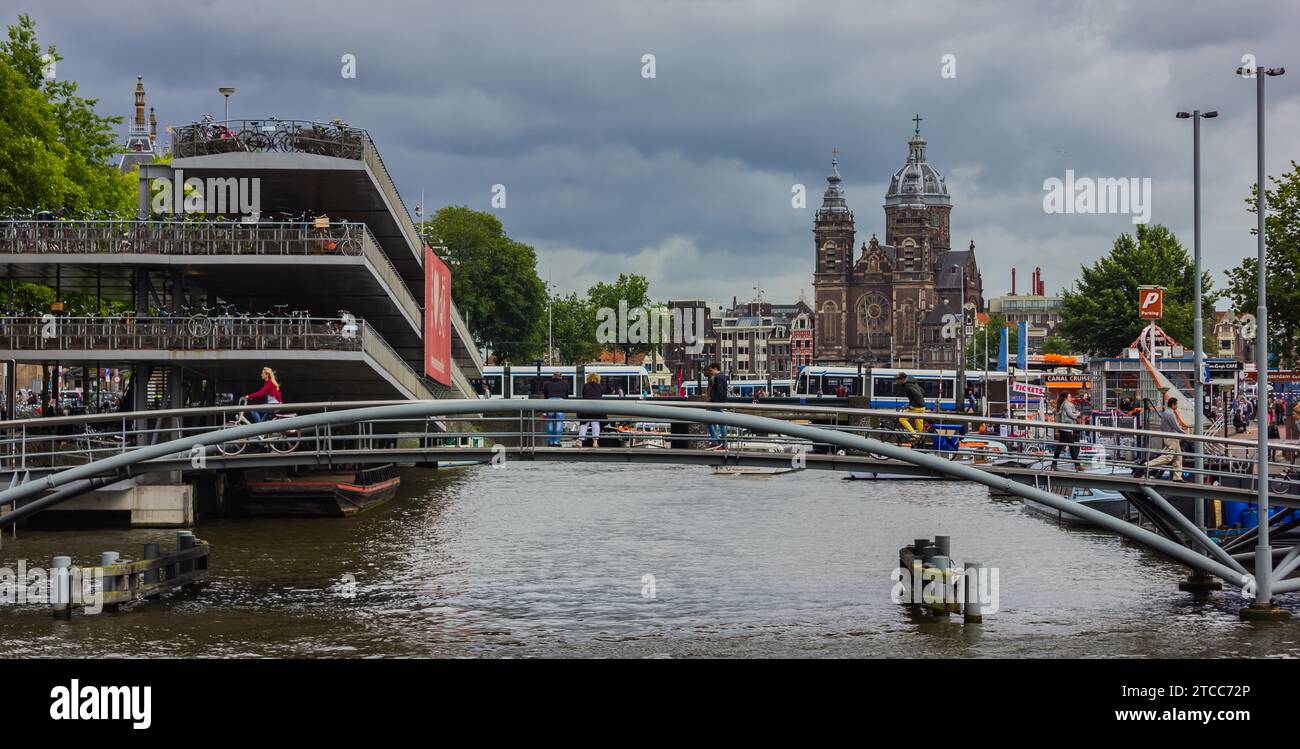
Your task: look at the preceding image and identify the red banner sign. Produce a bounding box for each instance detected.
[424,245,452,386]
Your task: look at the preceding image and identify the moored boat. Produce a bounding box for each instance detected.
[1023,484,1135,527]
[246,464,401,517]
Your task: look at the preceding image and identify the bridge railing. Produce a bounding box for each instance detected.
[0,399,1296,498]
[0,315,364,353]
[0,219,374,256]
[0,218,424,337]
[171,119,368,160]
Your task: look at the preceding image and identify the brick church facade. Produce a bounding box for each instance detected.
[812,121,984,368]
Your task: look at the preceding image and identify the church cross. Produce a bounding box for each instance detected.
[912,114,923,134]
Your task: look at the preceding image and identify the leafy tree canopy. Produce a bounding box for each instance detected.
[1225,160,1300,368]
[421,206,546,364]
[1056,224,1215,357]
[0,14,134,214]
[587,273,652,357]
[549,292,603,364]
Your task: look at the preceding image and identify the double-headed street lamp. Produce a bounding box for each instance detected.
[1175,108,1217,532]
[1235,63,1286,618]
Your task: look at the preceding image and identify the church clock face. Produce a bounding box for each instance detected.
[859,293,890,327]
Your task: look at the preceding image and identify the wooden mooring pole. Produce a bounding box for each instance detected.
[52,532,210,617]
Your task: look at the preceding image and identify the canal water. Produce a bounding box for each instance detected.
[2,463,1299,658]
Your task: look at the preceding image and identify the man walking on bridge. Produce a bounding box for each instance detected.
[706,363,729,449]
[1142,396,1187,481]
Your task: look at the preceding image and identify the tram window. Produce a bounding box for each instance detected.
[512,374,547,395]
[484,377,504,395]
[602,376,630,394]
[916,379,942,400]
[822,376,862,396]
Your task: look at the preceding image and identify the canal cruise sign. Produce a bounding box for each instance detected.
[424,244,452,386]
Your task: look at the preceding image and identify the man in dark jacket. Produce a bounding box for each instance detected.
[706,363,728,449]
[541,371,568,446]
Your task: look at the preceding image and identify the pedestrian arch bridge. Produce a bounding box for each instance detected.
[2,398,1299,603]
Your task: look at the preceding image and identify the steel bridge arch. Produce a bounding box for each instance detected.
[0,399,1249,589]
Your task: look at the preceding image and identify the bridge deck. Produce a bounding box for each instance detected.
[31,446,1283,512]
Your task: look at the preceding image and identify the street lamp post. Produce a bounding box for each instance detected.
[1237,63,1287,619]
[546,276,554,365]
[951,264,967,412]
[982,320,989,416]
[1176,108,1218,532]
[218,87,235,122]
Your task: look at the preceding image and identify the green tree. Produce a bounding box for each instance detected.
[0,14,134,214]
[420,206,545,363]
[3,279,128,315]
[1056,224,1215,356]
[587,273,651,360]
[1039,335,1072,355]
[1225,160,1300,368]
[549,292,603,364]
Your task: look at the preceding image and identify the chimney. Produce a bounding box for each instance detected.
[1035,267,1044,296]
[1012,268,1017,296]
[149,107,157,143]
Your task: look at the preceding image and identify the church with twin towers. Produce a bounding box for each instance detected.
[812,117,984,369]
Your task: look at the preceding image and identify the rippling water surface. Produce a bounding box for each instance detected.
[2,463,1298,658]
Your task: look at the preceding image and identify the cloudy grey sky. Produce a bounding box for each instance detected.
[21,0,1300,306]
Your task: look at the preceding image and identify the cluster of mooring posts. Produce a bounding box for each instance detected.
[50,531,210,618]
[897,535,986,623]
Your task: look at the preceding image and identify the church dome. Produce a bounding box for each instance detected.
[885,121,950,208]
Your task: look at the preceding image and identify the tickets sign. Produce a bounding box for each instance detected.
[1012,382,1047,396]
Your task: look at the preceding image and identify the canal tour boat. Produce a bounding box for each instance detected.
[245,464,401,517]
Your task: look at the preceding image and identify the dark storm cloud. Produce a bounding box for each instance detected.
[19,0,1300,303]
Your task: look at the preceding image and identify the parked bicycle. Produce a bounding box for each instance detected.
[1272,465,1300,496]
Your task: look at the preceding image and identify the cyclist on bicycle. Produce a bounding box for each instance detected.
[895,372,927,443]
[244,367,282,423]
